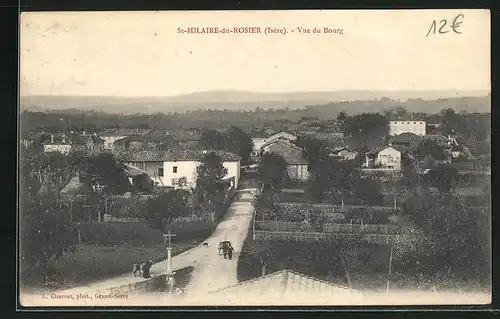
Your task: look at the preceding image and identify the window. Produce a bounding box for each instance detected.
[173,166,178,173]
[158,168,164,177]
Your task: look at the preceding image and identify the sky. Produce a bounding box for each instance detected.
[20,10,491,97]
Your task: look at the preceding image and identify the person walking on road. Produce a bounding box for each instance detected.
[227,243,234,260]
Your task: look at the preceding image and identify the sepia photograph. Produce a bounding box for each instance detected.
[18,9,491,307]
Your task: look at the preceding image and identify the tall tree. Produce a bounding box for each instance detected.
[20,194,76,284]
[79,153,130,196]
[225,126,254,165]
[293,135,329,169]
[195,152,228,221]
[257,152,288,190]
[354,178,384,205]
[400,190,490,280]
[195,152,228,197]
[144,189,190,233]
[423,164,458,194]
[198,129,225,150]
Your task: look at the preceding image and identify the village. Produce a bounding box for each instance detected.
[19,105,491,304]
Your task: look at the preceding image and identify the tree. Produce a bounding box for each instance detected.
[20,194,76,284]
[195,152,228,221]
[257,152,288,190]
[423,164,458,194]
[337,111,347,121]
[195,152,228,196]
[225,126,254,165]
[293,136,329,169]
[414,139,446,162]
[321,235,365,289]
[79,153,130,196]
[399,190,490,282]
[308,157,360,202]
[198,129,225,150]
[145,189,190,233]
[354,178,384,205]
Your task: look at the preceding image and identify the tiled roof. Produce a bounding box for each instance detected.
[123,149,240,162]
[162,149,241,161]
[99,128,152,137]
[60,176,90,195]
[114,134,175,145]
[170,130,202,141]
[263,139,307,164]
[42,133,86,145]
[123,164,149,177]
[209,269,358,303]
[80,134,105,144]
[25,132,50,141]
[122,150,164,162]
[366,145,405,156]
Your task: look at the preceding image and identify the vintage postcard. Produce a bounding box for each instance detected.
[18,9,491,307]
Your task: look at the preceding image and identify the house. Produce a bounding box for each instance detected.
[207,269,362,306]
[42,132,105,155]
[423,134,459,149]
[261,139,309,181]
[364,146,402,171]
[387,133,421,148]
[123,164,154,193]
[389,121,426,136]
[60,176,90,199]
[251,131,298,158]
[113,134,177,152]
[42,133,86,154]
[99,128,152,150]
[21,131,51,150]
[170,129,202,148]
[123,149,241,189]
[79,132,105,154]
[329,147,359,161]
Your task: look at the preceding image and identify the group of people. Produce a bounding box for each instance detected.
[133,259,153,278]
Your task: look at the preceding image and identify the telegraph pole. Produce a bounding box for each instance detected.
[163,228,176,294]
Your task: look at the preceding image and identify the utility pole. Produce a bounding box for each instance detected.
[386,245,393,293]
[163,227,176,295]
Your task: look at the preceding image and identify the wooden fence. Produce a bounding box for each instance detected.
[255,221,392,235]
[253,230,394,245]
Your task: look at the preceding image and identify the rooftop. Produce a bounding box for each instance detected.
[208,269,360,305]
[99,128,152,137]
[123,164,149,177]
[42,133,87,145]
[123,148,241,162]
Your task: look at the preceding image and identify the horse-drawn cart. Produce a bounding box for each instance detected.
[218,240,234,259]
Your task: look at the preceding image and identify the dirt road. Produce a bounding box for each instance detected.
[40,187,257,300]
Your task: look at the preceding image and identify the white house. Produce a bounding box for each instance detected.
[123,149,241,189]
[43,133,85,154]
[365,146,402,171]
[389,121,426,136]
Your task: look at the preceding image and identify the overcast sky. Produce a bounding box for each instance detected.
[20,10,490,97]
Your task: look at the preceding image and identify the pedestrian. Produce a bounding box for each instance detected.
[142,259,153,278]
[227,243,234,260]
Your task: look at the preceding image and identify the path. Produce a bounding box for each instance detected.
[181,187,255,298]
[52,187,257,296]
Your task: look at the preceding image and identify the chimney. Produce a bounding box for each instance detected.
[50,135,54,144]
[62,134,66,144]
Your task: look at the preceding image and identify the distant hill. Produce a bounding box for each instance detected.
[20,90,491,115]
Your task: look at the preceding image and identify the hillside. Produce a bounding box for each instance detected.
[20,90,490,115]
